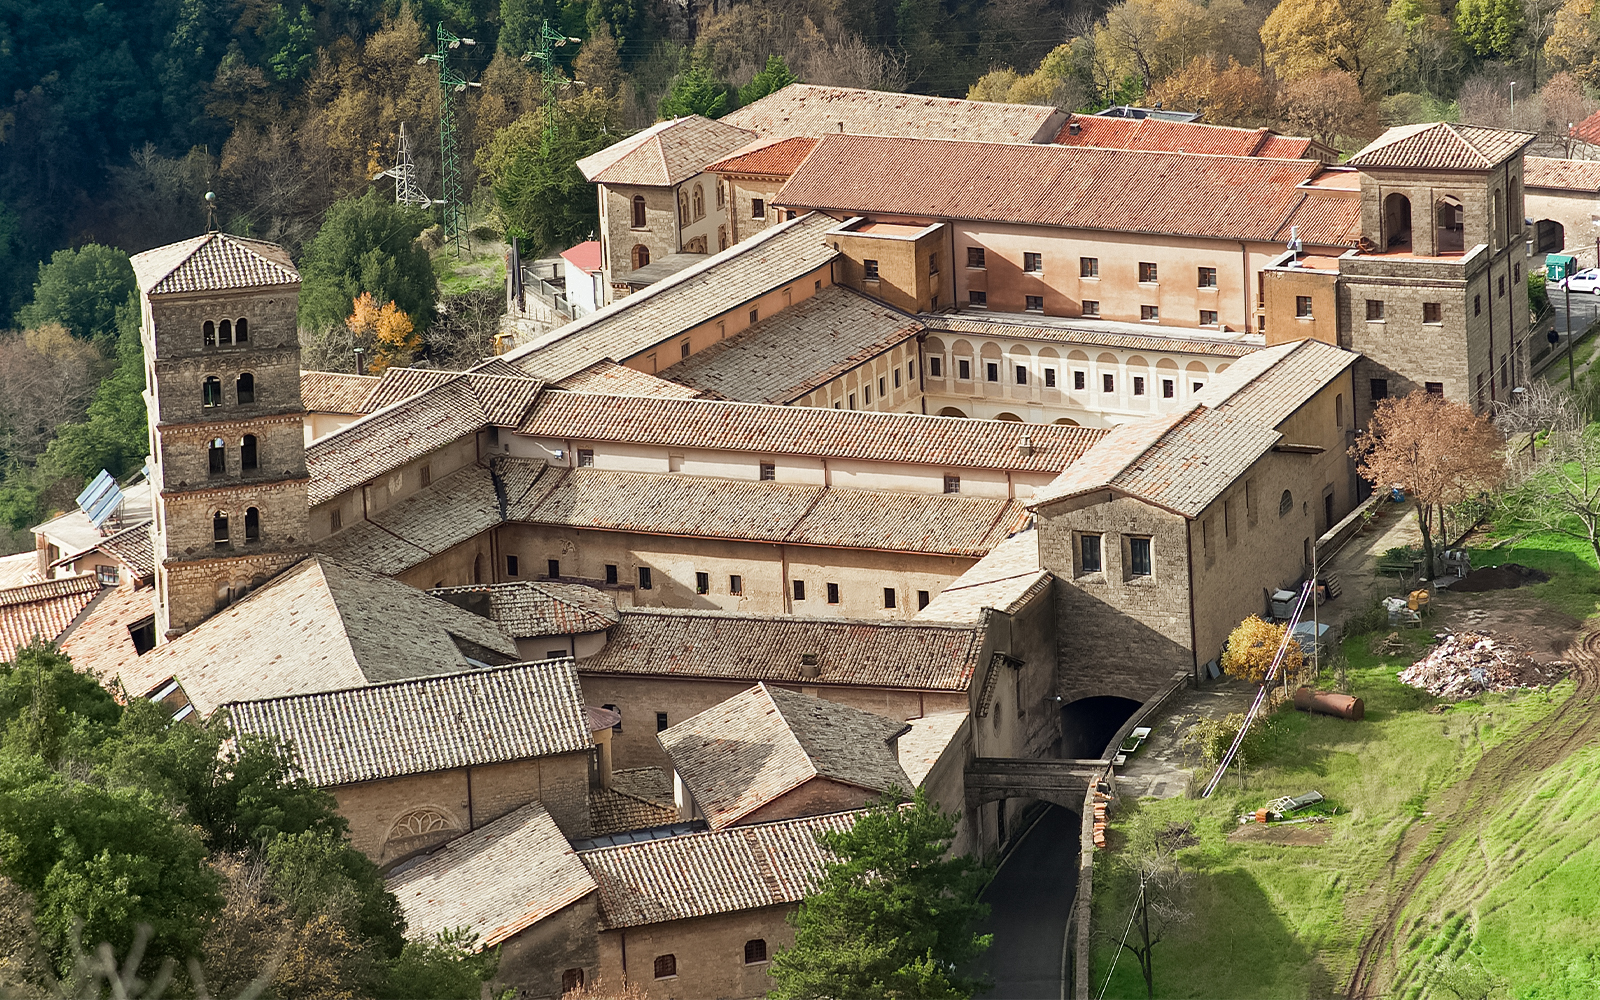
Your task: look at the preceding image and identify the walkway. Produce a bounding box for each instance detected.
[1321,498,1423,631]
[973,805,1081,1000]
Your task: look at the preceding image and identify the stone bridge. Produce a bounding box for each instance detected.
[965,757,1110,811]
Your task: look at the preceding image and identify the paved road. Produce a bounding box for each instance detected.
[973,805,1081,1000]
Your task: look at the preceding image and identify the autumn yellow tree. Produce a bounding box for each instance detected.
[1260,0,1400,93]
[1222,615,1304,684]
[346,293,418,374]
[1147,58,1274,127]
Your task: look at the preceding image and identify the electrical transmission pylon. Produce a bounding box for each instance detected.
[371,122,431,209]
[419,25,479,251]
[525,20,581,144]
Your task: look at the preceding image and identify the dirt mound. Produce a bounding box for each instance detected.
[1448,563,1549,592]
[1399,631,1566,698]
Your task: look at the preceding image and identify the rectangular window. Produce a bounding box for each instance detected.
[1080,257,1099,278]
[729,574,743,594]
[1162,378,1175,399]
[883,587,896,609]
[1515,262,1521,282]
[1141,305,1159,321]
[848,393,856,409]
[879,376,886,396]
[1139,261,1158,283]
[928,252,939,275]
[792,579,806,601]
[1129,537,1152,577]
[1133,376,1145,396]
[1498,275,1506,298]
[1015,365,1028,385]
[863,386,871,404]
[543,558,558,578]
[917,589,930,609]
[752,198,765,219]
[894,368,901,388]
[605,564,618,585]
[1423,302,1442,323]
[969,290,987,306]
[330,509,342,531]
[1363,299,1384,322]
[1370,378,1389,400]
[1103,372,1115,393]
[1199,310,1218,326]
[420,463,432,487]
[826,582,840,604]
[1474,294,1481,316]
[968,246,986,268]
[1425,381,1444,395]
[760,462,775,480]
[1198,266,1217,288]
[863,259,879,280]
[680,338,691,358]
[1025,295,1044,312]
[638,566,653,590]
[749,308,758,324]
[1295,295,1313,318]
[507,555,520,576]
[1045,368,1057,388]
[943,475,961,494]
[656,712,669,733]
[1024,252,1043,273]
[1074,370,1086,390]
[1193,380,1205,393]
[577,448,595,467]
[1082,300,1100,317]
[930,356,943,377]
[985,362,999,382]
[96,564,119,587]
[1080,533,1102,573]
[908,361,916,381]
[958,359,971,380]
[695,571,709,595]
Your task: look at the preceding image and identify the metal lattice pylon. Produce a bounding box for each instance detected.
[526,20,580,144]
[420,24,478,251]
[372,122,431,209]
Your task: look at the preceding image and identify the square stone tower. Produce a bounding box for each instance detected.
[129,234,309,639]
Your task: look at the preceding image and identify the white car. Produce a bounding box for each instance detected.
[1557,267,1600,293]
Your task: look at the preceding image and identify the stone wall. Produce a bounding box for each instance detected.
[498,896,602,1000]
[594,906,793,1000]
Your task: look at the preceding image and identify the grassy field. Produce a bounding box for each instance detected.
[1091,525,1599,999]
[432,240,506,296]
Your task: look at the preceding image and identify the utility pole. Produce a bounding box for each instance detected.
[419,25,479,252]
[371,122,432,209]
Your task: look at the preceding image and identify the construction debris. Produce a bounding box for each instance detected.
[1399,631,1566,698]
[1092,790,1109,848]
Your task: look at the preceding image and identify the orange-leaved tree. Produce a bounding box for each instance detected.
[1221,614,1303,684]
[1351,391,1505,575]
[346,292,418,374]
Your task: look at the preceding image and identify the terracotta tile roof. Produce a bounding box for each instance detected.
[659,286,921,403]
[1573,110,1600,145]
[95,521,156,583]
[553,361,705,398]
[1347,122,1534,170]
[504,213,840,381]
[113,558,521,715]
[1275,190,1363,246]
[389,802,596,948]
[705,136,820,177]
[581,609,983,690]
[227,659,590,787]
[590,783,680,837]
[0,575,102,663]
[560,240,603,273]
[306,372,543,505]
[429,580,620,637]
[1194,338,1358,428]
[130,233,299,296]
[1031,405,1280,517]
[1257,135,1318,158]
[661,683,910,830]
[1524,155,1600,191]
[517,392,1107,472]
[916,527,1050,623]
[777,134,1359,247]
[1056,115,1269,156]
[300,372,382,414]
[58,585,155,689]
[0,552,39,590]
[576,116,756,187]
[722,83,1064,144]
[923,316,1260,357]
[314,464,506,576]
[359,367,460,411]
[580,808,862,928]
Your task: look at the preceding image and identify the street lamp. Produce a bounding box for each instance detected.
[1510,81,1518,113]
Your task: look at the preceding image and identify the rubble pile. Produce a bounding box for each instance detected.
[1399,631,1566,698]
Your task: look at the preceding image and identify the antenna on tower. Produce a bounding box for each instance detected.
[419,25,480,253]
[371,122,432,209]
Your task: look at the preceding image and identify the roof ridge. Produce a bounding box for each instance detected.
[575,805,867,856]
[615,606,978,629]
[0,573,101,606]
[223,653,577,709]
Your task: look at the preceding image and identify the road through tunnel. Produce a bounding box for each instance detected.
[1059,695,1142,759]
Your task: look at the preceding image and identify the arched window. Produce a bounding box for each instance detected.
[1383,193,1412,250]
[241,434,258,471]
[1279,490,1294,517]
[473,553,483,584]
[213,511,230,546]
[1493,189,1504,249]
[237,372,255,404]
[693,185,705,220]
[219,319,233,345]
[716,181,725,208]
[203,320,216,347]
[632,244,650,270]
[234,316,248,343]
[632,195,646,228]
[203,377,222,407]
[744,939,768,964]
[244,507,260,542]
[208,438,226,475]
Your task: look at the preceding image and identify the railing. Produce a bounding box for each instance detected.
[512,261,590,321]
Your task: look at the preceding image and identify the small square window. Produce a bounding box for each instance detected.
[695,571,709,594]
[883,587,896,609]
[745,939,768,965]
[652,952,675,979]
[1129,536,1152,576]
[729,574,743,594]
[1073,370,1086,390]
[680,338,691,358]
[1080,257,1099,278]
[1425,381,1444,395]
[1162,378,1175,399]
[943,475,961,494]
[1370,378,1389,400]
[1015,365,1028,385]
[863,259,880,281]
[1139,261,1158,283]
[792,580,806,601]
[1423,302,1442,323]
[752,199,765,219]
[1103,373,1115,393]
[1199,309,1218,326]
[930,356,943,377]
[656,712,669,733]
[577,448,595,467]
[1295,295,1313,319]
[1024,252,1043,273]
[605,564,618,585]
[1025,294,1044,312]
[507,555,520,576]
[1198,266,1217,288]
[1080,533,1102,573]
[917,589,930,609]
[1367,299,1385,321]
[638,566,653,589]
[967,247,986,268]
[1133,375,1145,396]
[760,462,775,480]
[1082,300,1100,317]
[95,564,119,587]
[958,359,971,380]
[969,290,987,307]
[985,362,999,382]
[1141,305,1159,321]
[826,582,840,604]
[1045,368,1057,387]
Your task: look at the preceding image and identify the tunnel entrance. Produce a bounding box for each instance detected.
[1059,695,1143,759]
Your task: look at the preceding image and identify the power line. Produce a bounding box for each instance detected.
[420,24,481,252]
[1097,874,1145,1000]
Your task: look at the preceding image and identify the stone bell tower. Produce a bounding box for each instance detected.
[129,234,310,639]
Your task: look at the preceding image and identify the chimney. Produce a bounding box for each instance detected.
[1018,432,1035,457]
[799,653,821,679]
[1067,120,1081,136]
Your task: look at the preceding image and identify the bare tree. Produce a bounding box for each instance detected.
[1104,821,1195,1000]
[1501,388,1600,565]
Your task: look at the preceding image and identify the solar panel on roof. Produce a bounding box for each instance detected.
[76,470,116,511]
[76,469,125,529]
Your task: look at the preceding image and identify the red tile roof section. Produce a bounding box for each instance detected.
[560,240,603,273]
[1347,122,1533,170]
[1524,155,1600,191]
[0,575,102,663]
[705,136,820,177]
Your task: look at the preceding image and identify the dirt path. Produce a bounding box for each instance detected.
[1344,624,1600,998]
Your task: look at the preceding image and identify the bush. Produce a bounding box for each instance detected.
[1184,710,1285,773]
[1529,270,1549,316]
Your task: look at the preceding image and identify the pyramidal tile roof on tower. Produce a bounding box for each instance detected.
[130,233,300,296]
[576,116,757,187]
[1346,122,1535,171]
